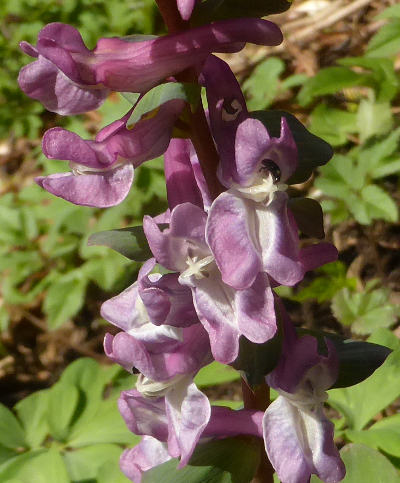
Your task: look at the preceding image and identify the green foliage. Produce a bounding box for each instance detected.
[1,154,167,331]
[0,358,137,483]
[315,128,400,225]
[0,0,157,139]
[291,262,357,304]
[331,281,399,335]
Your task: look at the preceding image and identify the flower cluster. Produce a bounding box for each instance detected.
[19,2,347,482]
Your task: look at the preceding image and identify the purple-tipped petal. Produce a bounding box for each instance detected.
[35,163,134,207]
[207,191,261,289]
[120,437,171,483]
[299,242,338,273]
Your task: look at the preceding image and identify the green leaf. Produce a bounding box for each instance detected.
[346,414,400,457]
[0,449,70,483]
[251,110,333,184]
[143,437,260,483]
[63,443,125,482]
[331,287,398,334]
[14,391,49,449]
[192,0,291,24]
[361,184,398,223]
[126,82,200,127]
[288,198,325,238]
[194,362,240,388]
[297,67,371,106]
[43,275,87,329]
[309,104,358,146]
[88,225,154,261]
[368,328,400,351]
[357,99,393,142]
[97,456,132,483]
[328,348,400,429]
[338,444,399,482]
[67,398,136,447]
[243,58,285,110]
[0,404,26,450]
[366,18,400,58]
[47,382,80,442]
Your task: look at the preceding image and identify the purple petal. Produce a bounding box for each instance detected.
[263,397,345,483]
[42,99,184,169]
[120,437,171,483]
[119,390,169,441]
[165,381,211,467]
[35,163,134,207]
[207,191,261,289]
[299,242,338,273]
[92,19,283,92]
[236,273,276,343]
[164,139,204,209]
[18,56,108,115]
[200,55,248,187]
[104,322,211,381]
[234,117,298,186]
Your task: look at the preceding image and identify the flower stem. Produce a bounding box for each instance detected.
[241,378,275,483]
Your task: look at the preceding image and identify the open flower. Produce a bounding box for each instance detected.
[143,202,276,364]
[263,313,346,483]
[18,20,282,114]
[36,98,185,207]
[206,117,337,290]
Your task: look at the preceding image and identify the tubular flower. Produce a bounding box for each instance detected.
[143,202,276,364]
[262,315,346,483]
[18,20,282,115]
[36,98,185,207]
[206,118,338,290]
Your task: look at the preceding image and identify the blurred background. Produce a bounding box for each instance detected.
[0,0,399,481]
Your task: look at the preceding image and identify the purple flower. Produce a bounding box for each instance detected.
[177,0,197,20]
[206,118,338,289]
[19,20,282,114]
[119,384,264,480]
[263,314,346,483]
[102,259,212,379]
[143,203,276,364]
[36,98,185,207]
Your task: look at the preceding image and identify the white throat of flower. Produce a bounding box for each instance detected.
[231,173,287,204]
[279,385,328,413]
[180,255,215,280]
[136,373,191,398]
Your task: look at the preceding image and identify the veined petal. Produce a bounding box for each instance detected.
[35,163,134,207]
[18,56,108,115]
[119,390,169,441]
[207,191,261,289]
[120,437,171,483]
[165,380,211,467]
[263,397,345,483]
